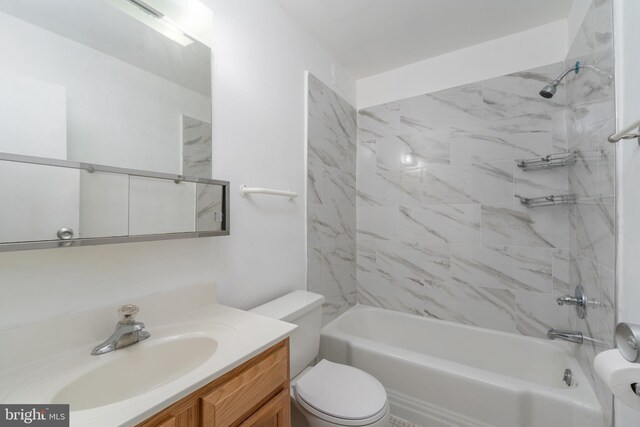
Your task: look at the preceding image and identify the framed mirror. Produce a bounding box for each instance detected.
[0,0,212,173]
[0,0,229,250]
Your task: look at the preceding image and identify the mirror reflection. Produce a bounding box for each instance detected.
[0,159,225,246]
[0,161,81,243]
[0,0,225,249]
[0,0,212,176]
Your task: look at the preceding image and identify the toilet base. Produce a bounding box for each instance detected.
[291,396,390,427]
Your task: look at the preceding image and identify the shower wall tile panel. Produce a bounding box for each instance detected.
[354,3,614,424]
[565,0,615,425]
[182,115,212,178]
[181,115,219,231]
[307,74,357,325]
[195,184,223,232]
[356,60,577,338]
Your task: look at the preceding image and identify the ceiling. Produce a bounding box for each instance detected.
[275,0,573,79]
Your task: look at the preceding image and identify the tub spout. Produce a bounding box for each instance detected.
[547,328,584,344]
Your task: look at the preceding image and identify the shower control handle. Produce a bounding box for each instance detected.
[556,285,588,319]
[556,295,583,306]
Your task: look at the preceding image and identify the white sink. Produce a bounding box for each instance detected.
[52,336,217,410]
[3,321,238,413]
[0,304,296,427]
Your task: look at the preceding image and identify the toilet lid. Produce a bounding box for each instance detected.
[294,360,387,421]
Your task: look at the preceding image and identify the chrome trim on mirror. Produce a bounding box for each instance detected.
[0,152,227,186]
[0,152,230,251]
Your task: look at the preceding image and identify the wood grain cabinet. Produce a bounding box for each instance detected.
[137,339,290,427]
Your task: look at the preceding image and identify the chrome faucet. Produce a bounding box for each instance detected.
[555,285,592,318]
[91,304,150,355]
[547,328,584,344]
[556,295,584,306]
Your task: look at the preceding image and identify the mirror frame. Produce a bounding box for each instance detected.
[0,152,229,252]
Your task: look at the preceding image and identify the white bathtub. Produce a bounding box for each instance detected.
[319,305,603,427]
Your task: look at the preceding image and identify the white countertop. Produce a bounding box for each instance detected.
[0,303,296,427]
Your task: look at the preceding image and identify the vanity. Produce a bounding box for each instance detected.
[0,286,296,427]
[137,340,290,427]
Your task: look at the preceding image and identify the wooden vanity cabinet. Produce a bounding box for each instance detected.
[137,339,290,427]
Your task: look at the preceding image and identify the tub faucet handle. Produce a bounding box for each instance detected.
[556,295,581,306]
[556,285,590,319]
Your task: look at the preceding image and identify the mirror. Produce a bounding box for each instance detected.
[0,157,228,250]
[0,161,81,244]
[0,0,212,175]
[0,0,228,250]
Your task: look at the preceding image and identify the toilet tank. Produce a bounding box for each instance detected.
[250,291,325,378]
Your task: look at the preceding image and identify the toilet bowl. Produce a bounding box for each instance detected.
[292,360,390,427]
[250,291,390,427]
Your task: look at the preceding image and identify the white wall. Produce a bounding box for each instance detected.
[614,0,640,424]
[201,0,355,308]
[356,20,568,109]
[0,0,355,330]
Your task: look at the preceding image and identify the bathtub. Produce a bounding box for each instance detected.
[319,305,603,427]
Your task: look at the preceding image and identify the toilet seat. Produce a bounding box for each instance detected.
[293,360,388,426]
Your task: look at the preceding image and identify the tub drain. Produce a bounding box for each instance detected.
[563,368,572,387]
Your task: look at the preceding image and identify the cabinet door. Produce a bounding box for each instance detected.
[201,345,288,427]
[172,404,200,427]
[137,340,289,427]
[152,417,176,427]
[239,390,290,427]
[138,400,199,427]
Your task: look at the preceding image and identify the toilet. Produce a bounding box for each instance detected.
[251,291,390,427]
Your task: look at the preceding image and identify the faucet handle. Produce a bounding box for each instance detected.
[556,285,589,319]
[556,295,579,306]
[118,304,140,323]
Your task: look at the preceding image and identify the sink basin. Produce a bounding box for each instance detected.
[2,321,238,413]
[0,304,296,427]
[52,336,217,410]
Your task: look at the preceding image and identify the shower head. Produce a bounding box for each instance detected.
[539,83,558,99]
[538,62,612,99]
[539,61,581,99]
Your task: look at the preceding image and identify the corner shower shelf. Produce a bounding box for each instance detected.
[515,194,578,208]
[516,151,577,171]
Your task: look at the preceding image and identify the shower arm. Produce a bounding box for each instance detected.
[551,63,611,85]
[551,65,580,85]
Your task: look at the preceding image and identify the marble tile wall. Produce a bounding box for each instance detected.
[307,73,358,324]
[181,115,222,232]
[182,115,212,179]
[355,2,615,424]
[565,0,616,425]
[356,62,578,337]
